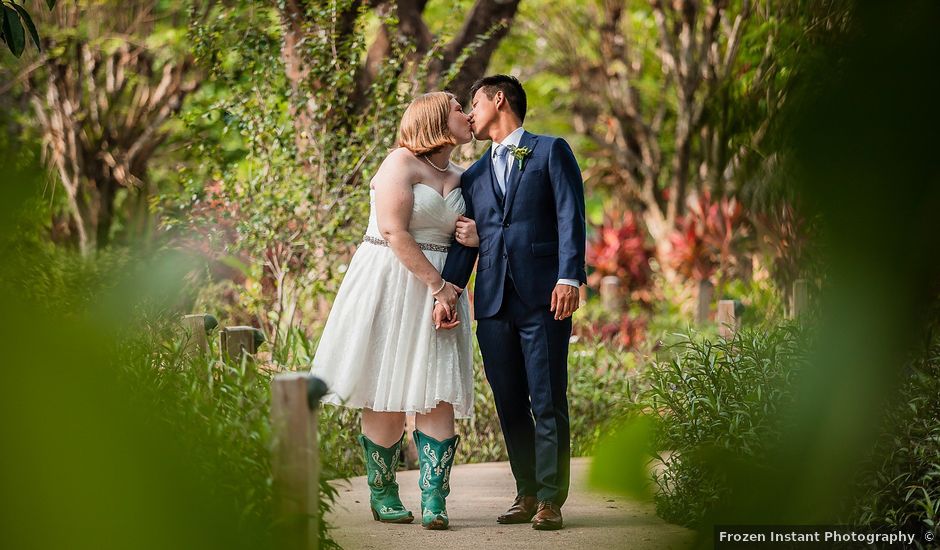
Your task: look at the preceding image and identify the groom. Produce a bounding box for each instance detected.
[441,75,586,530]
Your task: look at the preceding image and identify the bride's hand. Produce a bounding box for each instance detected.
[433,281,461,314]
[433,301,460,330]
[455,215,479,247]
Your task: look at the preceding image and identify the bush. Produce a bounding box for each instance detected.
[642,324,807,527]
[0,248,343,548]
[568,340,641,457]
[318,404,367,478]
[850,333,940,538]
[640,320,939,536]
[0,184,341,548]
[115,308,345,549]
[585,210,654,296]
[119,319,280,546]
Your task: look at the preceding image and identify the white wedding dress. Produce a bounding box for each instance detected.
[310,183,474,418]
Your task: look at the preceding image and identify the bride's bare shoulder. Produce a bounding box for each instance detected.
[383,148,424,174]
[370,147,419,189]
[384,147,420,167]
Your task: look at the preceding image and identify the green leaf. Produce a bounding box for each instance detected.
[589,415,656,500]
[46,0,57,10]
[2,5,26,57]
[9,3,40,52]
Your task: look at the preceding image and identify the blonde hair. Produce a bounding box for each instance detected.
[398,92,458,156]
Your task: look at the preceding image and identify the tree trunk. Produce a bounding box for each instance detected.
[278,0,521,136]
[28,37,198,254]
[428,0,521,97]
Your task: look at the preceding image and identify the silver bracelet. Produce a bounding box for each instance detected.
[431,280,447,296]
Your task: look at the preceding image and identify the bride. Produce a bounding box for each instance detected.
[310,92,478,530]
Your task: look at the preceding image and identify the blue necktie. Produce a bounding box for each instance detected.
[493,144,510,196]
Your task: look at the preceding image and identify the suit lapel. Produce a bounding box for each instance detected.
[502,131,538,221]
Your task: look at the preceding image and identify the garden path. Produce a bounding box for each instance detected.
[326,457,694,549]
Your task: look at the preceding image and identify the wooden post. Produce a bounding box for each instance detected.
[600,275,621,312]
[220,326,259,362]
[739,254,753,283]
[717,300,738,339]
[181,313,217,355]
[271,373,326,550]
[790,279,809,319]
[696,280,714,324]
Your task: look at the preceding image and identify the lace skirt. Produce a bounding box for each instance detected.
[310,239,474,418]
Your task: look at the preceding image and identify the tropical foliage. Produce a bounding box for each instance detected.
[3,0,938,547]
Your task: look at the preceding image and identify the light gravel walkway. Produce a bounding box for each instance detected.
[326,457,695,549]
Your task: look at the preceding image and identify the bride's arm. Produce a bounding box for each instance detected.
[373,151,459,310]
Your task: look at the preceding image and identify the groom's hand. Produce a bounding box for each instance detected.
[455,215,479,247]
[550,284,580,321]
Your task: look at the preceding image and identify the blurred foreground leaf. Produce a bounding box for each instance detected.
[589,415,656,500]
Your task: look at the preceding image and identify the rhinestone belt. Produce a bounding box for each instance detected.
[363,234,449,253]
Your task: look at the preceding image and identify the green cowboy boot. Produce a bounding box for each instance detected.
[414,429,460,530]
[358,433,414,523]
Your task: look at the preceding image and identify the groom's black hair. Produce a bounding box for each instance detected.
[469,74,527,123]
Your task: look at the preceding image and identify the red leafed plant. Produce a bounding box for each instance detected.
[586,210,654,299]
[668,191,748,281]
[753,201,814,295]
[573,314,648,349]
[173,179,247,284]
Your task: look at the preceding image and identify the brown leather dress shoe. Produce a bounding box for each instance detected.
[532,501,563,530]
[496,495,538,524]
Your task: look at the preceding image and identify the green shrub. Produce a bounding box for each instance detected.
[0,201,342,548]
[121,312,344,549]
[318,404,366,478]
[643,324,807,527]
[850,334,940,537]
[568,340,640,457]
[640,320,939,536]
[119,320,277,545]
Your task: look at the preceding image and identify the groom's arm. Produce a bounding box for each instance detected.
[548,137,587,285]
[442,177,479,289]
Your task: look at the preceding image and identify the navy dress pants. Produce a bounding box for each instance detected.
[476,278,572,505]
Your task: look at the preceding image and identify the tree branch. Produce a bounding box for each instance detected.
[430,0,521,99]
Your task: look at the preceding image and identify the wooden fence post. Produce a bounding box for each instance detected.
[600,275,621,312]
[790,279,809,319]
[696,280,714,324]
[271,373,328,550]
[181,313,217,355]
[717,300,739,339]
[220,326,264,362]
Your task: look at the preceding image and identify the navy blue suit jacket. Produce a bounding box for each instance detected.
[442,131,587,319]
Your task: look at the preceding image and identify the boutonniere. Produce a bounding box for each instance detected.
[507,145,532,171]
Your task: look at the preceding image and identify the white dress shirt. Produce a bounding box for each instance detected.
[492,127,580,290]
